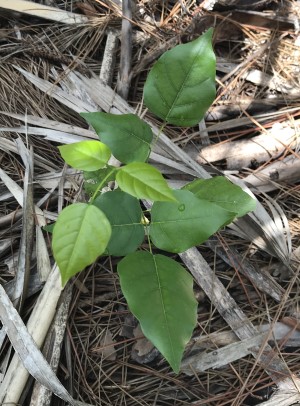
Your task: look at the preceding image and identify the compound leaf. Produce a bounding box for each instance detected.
[144,28,216,127]
[58,141,111,171]
[116,162,176,202]
[93,190,144,256]
[150,189,236,253]
[184,177,256,218]
[118,251,197,373]
[81,112,153,164]
[52,203,111,285]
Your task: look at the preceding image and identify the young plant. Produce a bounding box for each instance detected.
[51,29,256,373]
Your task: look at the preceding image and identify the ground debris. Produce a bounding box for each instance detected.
[0,1,300,405]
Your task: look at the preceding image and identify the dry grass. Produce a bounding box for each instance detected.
[1,0,300,405]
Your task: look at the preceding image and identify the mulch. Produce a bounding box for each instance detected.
[0,1,300,405]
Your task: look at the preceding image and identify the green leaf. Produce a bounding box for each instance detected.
[52,203,111,285]
[150,189,236,253]
[144,28,216,127]
[118,251,197,373]
[93,190,144,256]
[116,162,176,202]
[43,223,55,233]
[81,112,153,164]
[184,177,256,218]
[83,166,116,197]
[58,141,111,171]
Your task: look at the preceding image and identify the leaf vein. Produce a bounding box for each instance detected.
[152,255,176,364]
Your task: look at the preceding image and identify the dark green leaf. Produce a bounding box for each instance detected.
[93,190,144,256]
[118,251,197,373]
[144,29,216,127]
[184,177,256,217]
[150,189,236,252]
[43,223,55,233]
[83,166,116,197]
[81,112,153,163]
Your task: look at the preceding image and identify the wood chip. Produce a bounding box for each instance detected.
[197,121,299,170]
[0,273,75,405]
[30,284,73,406]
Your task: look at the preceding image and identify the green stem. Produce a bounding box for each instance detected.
[145,226,152,254]
[153,121,166,148]
[142,212,152,254]
[89,168,118,203]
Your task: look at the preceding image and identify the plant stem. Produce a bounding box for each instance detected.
[153,121,166,148]
[89,168,117,203]
[144,222,152,254]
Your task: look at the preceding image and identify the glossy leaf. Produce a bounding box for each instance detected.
[93,190,144,256]
[150,189,236,253]
[144,28,216,127]
[116,162,176,202]
[58,141,111,171]
[118,251,197,372]
[52,203,111,285]
[184,177,256,218]
[81,112,153,163]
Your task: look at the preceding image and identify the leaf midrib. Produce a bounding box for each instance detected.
[153,255,176,367]
[102,125,151,147]
[66,205,92,273]
[163,47,204,122]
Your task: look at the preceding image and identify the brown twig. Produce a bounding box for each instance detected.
[117,0,132,99]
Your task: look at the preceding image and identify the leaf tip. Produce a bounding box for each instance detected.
[59,270,69,288]
[206,27,214,37]
[169,360,181,374]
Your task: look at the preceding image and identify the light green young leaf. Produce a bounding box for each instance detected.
[81,112,153,163]
[118,251,197,373]
[144,28,216,127]
[116,162,176,202]
[52,203,111,285]
[93,190,144,256]
[58,141,111,171]
[184,176,256,218]
[150,189,236,253]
